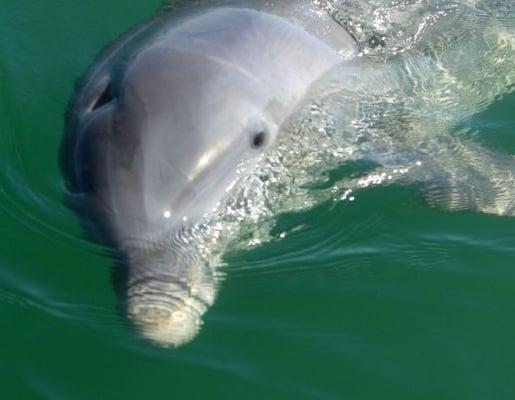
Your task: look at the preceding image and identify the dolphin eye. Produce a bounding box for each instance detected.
[251,131,266,149]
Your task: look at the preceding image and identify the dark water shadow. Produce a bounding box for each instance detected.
[59,122,133,339]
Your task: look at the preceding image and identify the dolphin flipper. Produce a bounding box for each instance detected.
[414,137,515,216]
[333,138,515,217]
[338,133,515,217]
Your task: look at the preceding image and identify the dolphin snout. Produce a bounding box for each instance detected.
[128,301,203,348]
[125,265,216,347]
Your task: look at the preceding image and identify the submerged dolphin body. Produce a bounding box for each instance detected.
[62,1,514,347]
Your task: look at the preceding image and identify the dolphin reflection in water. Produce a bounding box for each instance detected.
[62,0,514,347]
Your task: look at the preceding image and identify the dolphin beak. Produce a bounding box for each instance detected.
[123,244,217,348]
[127,301,203,348]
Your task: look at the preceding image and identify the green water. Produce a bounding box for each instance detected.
[1,1,515,399]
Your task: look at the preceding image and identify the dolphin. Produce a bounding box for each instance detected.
[62,1,357,347]
[62,0,514,347]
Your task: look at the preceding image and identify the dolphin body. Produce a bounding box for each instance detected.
[62,0,514,347]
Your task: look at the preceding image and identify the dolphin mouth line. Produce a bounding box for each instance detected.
[128,296,205,323]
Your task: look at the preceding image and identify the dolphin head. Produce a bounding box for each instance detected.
[64,6,349,347]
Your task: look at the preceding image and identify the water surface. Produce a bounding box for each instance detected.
[1,1,514,399]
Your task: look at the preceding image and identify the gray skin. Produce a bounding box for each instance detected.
[63,1,355,347]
